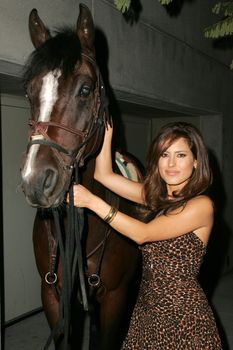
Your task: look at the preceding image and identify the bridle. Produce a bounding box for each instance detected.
[27,52,109,170]
[26,53,110,350]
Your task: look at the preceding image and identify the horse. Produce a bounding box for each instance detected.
[20,4,142,349]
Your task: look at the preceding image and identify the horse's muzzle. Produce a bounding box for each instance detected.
[21,165,68,208]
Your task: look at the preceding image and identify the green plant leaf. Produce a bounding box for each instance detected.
[212,2,222,15]
[204,15,233,38]
[114,0,174,13]
[212,2,233,16]
[114,0,131,13]
[158,0,174,4]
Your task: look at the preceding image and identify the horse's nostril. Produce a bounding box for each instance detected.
[43,169,57,194]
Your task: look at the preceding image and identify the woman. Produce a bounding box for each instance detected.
[72,122,222,349]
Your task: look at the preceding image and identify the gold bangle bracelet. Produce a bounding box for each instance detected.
[103,206,118,224]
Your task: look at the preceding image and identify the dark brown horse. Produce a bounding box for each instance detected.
[20,4,141,350]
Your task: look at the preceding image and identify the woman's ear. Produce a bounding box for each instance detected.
[193,160,197,169]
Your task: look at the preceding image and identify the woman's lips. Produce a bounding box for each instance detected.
[165,171,180,176]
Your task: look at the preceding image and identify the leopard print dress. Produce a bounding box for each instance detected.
[122,232,222,349]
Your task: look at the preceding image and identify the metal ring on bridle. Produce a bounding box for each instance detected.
[87,273,101,288]
[45,272,58,285]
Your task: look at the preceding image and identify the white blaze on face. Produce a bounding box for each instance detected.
[22,69,62,180]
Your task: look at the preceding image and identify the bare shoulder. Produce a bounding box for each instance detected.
[186,196,214,245]
[147,195,214,243]
[171,195,214,217]
[184,195,214,231]
[187,195,214,214]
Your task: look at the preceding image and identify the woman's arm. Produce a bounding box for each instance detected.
[73,185,214,246]
[94,124,144,204]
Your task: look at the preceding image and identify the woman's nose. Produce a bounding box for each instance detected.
[168,156,175,167]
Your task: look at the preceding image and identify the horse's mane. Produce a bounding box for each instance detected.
[23,28,82,86]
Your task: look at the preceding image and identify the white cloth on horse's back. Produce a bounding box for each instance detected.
[115,151,139,182]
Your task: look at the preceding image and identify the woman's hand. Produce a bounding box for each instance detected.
[94,121,144,204]
[70,184,95,209]
[67,183,145,245]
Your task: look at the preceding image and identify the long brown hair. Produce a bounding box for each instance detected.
[143,122,212,218]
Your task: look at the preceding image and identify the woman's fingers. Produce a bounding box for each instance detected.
[73,184,91,208]
[66,184,94,209]
[66,185,83,206]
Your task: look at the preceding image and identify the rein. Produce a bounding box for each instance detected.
[26,53,110,349]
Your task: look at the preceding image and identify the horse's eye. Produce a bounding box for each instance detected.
[79,85,91,97]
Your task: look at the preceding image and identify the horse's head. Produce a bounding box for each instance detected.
[21,4,109,208]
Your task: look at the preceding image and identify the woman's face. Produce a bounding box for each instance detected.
[158,137,197,195]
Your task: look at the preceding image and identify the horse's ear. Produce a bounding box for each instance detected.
[77,4,95,56]
[29,9,51,48]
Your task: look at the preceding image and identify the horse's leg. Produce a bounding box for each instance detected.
[41,282,66,349]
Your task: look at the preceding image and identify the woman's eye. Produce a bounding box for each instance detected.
[177,153,186,158]
[161,152,168,158]
[79,85,91,97]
